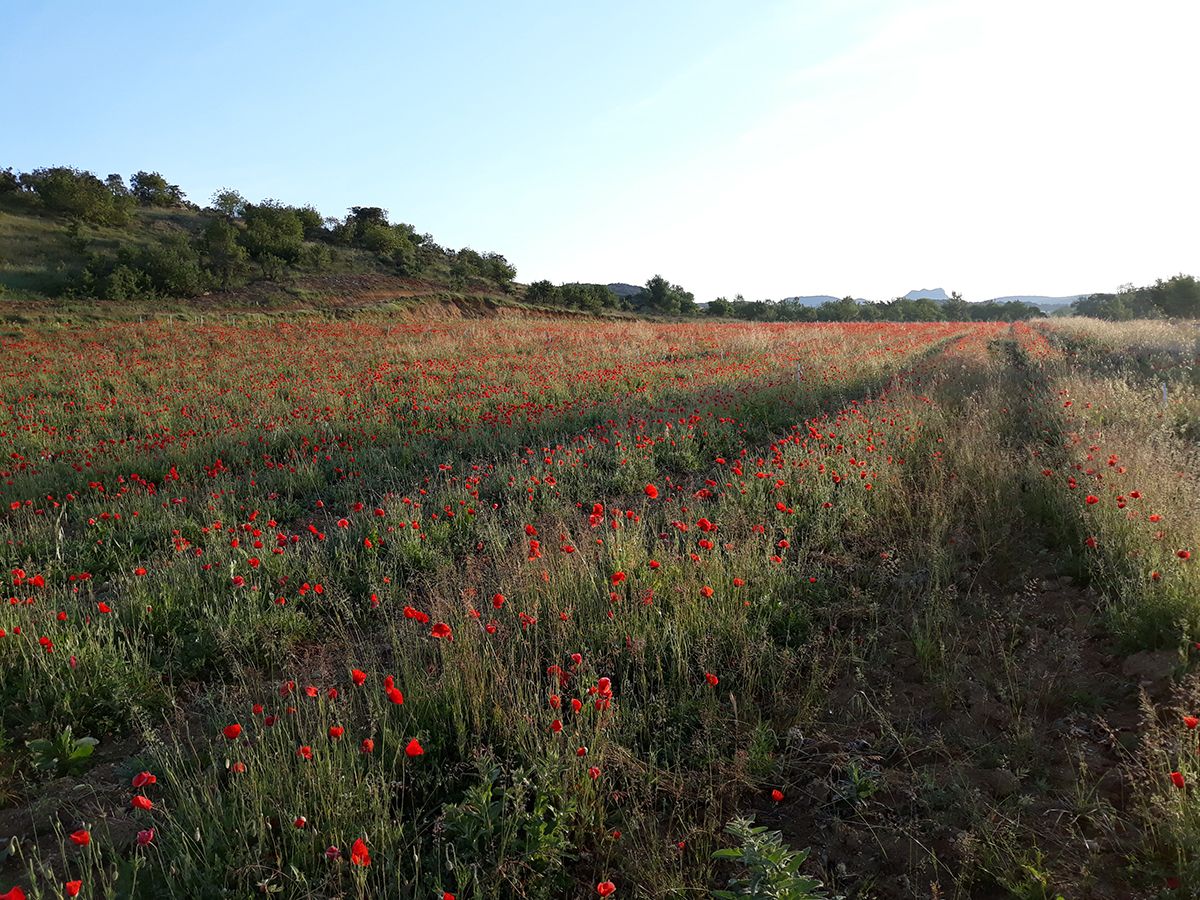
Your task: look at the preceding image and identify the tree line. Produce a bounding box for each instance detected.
[0,165,517,300]
[1069,275,1199,320]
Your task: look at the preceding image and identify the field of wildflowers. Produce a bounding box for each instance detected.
[0,315,1196,898]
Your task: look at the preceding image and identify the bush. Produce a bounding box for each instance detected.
[75,234,206,300]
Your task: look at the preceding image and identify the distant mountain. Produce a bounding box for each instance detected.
[606,283,642,299]
[903,288,949,302]
[781,295,840,307]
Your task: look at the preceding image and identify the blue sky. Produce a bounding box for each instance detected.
[3,0,1197,301]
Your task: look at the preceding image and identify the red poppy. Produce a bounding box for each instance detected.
[297,745,313,760]
[131,771,156,788]
[705,672,719,687]
[66,883,83,898]
[387,686,405,705]
[351,668,367,686]
[405,738,424,757]
[361,738,375,754]
[1171,771,1186,789]
[69,829,91,846]
[1179,550,1192,561]
[492,593,505,609]
[597,882,616,897]
[294,816,307,828]
[771,789,784,802]
[222,723,242,740]
[0,888,26,900]
[328,726,344,740]
[131,795,153,811]
[350,838,371,866]
[431,622,452,639]
[136,829,155,846]
[1185,716,1199,730]
[644,484,658,499]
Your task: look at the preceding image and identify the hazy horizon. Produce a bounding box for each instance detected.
[3,0,1196,302]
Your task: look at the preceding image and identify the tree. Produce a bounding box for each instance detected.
[944,291,969,321]
[210,188,246,219]
[131,171,186,207]
[708,296,732,317]
[104,174,130,199]
[239,201,304,266]
[482,252,516,288]
[21,166,133,225]
[198,217,248,287]
[1148,274,1200,318]
[526,280,557,306]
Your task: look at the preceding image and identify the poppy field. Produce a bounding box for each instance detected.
[0,314,1198,899]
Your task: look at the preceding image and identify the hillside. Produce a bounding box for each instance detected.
[0,168,529,315]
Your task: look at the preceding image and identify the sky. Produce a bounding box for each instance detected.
[2,0,1197,302]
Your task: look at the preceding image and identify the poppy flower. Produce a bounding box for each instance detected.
[325,845,340,861]
[69,829,91,846]
[387,686,405,705]
[492,593,505,609]
[231,761,247,774]
[550,719,563,733]
[771,789,784,802]
[1186,716,1199,730]
[1171,771,1186,789]
[222,723,242,740]
[131,771,156,788]
[361,738,375,753]
[328,726,344,740]
[297,745,313,760]
[1179,550,1192,561]
[294,816,307,828]
[405,738,424,757]
[644,484,659,499]
[136,829,154,846]
[0,888,25,900]
[350,838,371,866]
[597,882,616,897]
[131,795,153,811]
[589,766,600,780]
[705,672,719,687]
[351,668,367,686]
[66,883,83,898]
[431,622,452,639]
